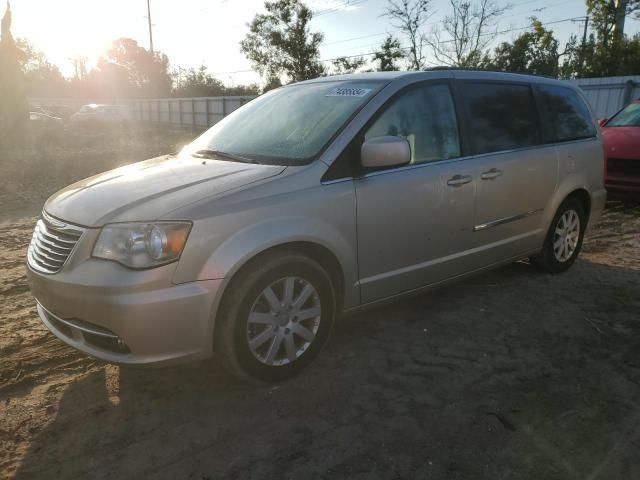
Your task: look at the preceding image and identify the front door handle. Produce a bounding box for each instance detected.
[447,174,472,187]
[481,168,503,180]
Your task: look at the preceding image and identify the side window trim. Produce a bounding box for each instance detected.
[358,79,464,175]
[534,83,598,145]
[322,79,468,182]
[460,80,544,156]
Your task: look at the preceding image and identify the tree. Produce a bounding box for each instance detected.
[373,35,405,71]
[560,0,640,78]
[15,38,68,97]
[383,0,433,70]
[172,66,227,97]
[172,66,260,97]
[587,0,639,46]
[0,1,28,149]
[331,56,367,74]
[426,0,508,68]
[100,38,172,97]
[241,0,325,83]
[488,18,563,76]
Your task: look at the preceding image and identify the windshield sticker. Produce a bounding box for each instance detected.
[325,87,372,97]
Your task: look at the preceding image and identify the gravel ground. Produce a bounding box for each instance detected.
[1,135,639,479]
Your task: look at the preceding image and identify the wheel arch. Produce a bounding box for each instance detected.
[211,240,347,354]
[224,241,346,311]
[565,188,591,220]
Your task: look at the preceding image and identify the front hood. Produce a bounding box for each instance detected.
[45,154,286,227]
[602,126,640,159]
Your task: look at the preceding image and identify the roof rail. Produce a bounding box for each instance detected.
[423,66,557,79]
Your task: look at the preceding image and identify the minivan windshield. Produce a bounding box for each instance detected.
[607,102,640,127]
[183,80,385,165]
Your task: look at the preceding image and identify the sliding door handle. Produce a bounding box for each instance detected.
[481,168,503,180]
[447,174,472,187]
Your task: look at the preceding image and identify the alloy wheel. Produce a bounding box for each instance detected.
[553,209,580,262]
[246,276,321,366]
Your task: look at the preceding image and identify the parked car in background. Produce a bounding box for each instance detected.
[69,104,132,128]
[27,70,605,383]
[601,100,640,192]
[28,111,64,137]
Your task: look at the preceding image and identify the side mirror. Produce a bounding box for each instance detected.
[597,118,607,127]
[361,136,411,169]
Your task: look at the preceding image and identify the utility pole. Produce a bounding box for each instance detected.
[582,15,589,48]
[614,0,629,39]
[146,0,154,54]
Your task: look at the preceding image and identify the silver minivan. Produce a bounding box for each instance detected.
[26,70,606,382]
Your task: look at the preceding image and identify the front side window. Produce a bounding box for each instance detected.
[607,102,640,127]
[185,80,385,165]
[538,84,596,141]
[364,83,461,165]
[463,83,542,155]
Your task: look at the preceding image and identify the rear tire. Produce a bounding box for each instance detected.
[215,252,336,384]
[532,197,586,273]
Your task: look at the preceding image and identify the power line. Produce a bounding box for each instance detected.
[319,0,574,49]
[210,14,588,76]
[313,0,370,17]
[320,15,588,62]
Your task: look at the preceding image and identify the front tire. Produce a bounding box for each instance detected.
[532,197,586,273]
[215,252,336,383]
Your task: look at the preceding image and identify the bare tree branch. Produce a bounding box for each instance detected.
[425,0,509,68]
[383,0,434,70]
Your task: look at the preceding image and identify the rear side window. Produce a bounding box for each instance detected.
[463,83,541,155]
[537,84,596,142]
[364,83,461,164]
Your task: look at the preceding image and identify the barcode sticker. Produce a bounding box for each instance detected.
[326,87,372,97]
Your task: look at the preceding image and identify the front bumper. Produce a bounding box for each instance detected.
[27,262,223,366]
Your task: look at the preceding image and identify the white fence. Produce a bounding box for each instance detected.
[31,75,639,128]
[572,76,640,119]
[129,96,256,129]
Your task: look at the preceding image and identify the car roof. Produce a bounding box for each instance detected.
[293,69,574,88]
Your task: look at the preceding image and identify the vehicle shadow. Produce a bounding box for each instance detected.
[14,259,640,480]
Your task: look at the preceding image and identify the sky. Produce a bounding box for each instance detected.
[10,0,640,87]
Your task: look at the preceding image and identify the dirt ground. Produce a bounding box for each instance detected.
[1,135,639,479]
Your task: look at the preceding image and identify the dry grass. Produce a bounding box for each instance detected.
[0,125,197,219]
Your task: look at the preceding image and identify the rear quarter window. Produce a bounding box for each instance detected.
[537,84,596,142]
[463,82,542,155]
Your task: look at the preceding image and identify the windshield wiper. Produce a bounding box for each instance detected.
[192,149,258,164]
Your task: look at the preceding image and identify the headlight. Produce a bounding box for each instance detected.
[93,222,192,269]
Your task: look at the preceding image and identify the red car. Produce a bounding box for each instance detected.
[601,99,640,192]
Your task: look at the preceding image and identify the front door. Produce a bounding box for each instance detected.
[354,82,475,304]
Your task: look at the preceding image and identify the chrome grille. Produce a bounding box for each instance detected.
[28,213,85,274]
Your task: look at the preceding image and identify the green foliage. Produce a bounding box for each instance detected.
[172,66,260,96]
[173,66,227,97]
[586,0,639,45]
[331,56,367,75]
[487,18,562,77]
[98,38,172,97]
[373,35,404,71]
[241,0,325,83]
[560,32,640,78]
[558,0,640,77]
[15,38,68,97]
